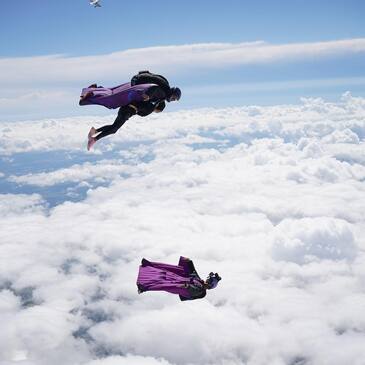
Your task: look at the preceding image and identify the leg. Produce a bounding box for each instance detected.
[94,106,136,141]
[79,91,94,105]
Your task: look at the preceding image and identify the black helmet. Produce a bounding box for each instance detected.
[169,87,181,101]
[206,272,221,289]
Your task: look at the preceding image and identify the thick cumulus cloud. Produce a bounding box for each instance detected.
[0,94,365,364]
[271,217,357,264]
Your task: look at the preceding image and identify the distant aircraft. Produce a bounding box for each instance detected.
[89,0,101,7]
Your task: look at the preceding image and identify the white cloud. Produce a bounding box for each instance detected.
[0,89,77,119]
[0,95,365,364]
[1,91,365,155]
[271,217,357,264]
[84,355,173,365]
[0,115,104,154]
[8,161,137,187]
[1,39,365,87]
[1,38,365,120]
[0,194,45,216]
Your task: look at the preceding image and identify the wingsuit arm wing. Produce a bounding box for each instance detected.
[178,256,202,279]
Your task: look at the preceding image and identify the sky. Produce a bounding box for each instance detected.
[1,1,365,365]
[0,0,364,120]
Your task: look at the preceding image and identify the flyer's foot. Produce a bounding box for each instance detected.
[87,137,96,151]
[79,91,94,105]
[137,284,145,294]
[88,127,97,139]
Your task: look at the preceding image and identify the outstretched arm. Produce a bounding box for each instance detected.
[178,257,201,278]
[143,86,167,102]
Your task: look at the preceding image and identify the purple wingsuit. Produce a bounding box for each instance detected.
[79,82,157,109]
[137,257,207,301]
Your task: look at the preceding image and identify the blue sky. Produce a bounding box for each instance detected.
[1,4,365,363]
[1,0,364,56]
[0,0,364,120]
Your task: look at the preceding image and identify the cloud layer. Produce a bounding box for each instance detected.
[1,38,365,120]
[2,39,365,86]
[0,94,365,364]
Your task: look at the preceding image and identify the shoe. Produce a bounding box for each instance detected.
[81,91,94,100]
[84,91,94,99]
[88,127,97,139]
[87,137,96,151]
[79,91,94,105]
[137,284,145,294]
[88,84,97,88]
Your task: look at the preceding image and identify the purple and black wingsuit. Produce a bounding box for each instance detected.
[137,256,221,301]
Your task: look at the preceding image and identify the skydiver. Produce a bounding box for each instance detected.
[89,0,101,7]
[79,71,181,150]
[136,256,221,301]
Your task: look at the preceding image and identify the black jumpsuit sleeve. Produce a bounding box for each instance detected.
[179,283,207,301]
[132,101,156,117]
[145,86,167,101]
